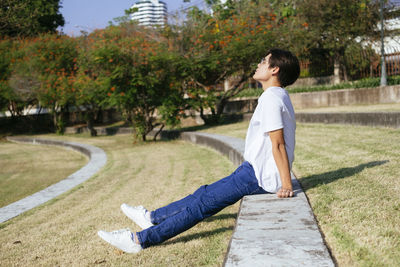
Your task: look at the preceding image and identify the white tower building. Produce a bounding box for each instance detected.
[130,0,167,27]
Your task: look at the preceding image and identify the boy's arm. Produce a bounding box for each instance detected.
[269,128,294,198]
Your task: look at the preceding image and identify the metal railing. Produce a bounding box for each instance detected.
[299,46,400,80]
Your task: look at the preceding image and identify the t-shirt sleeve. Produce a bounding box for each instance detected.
[260,94,284,133]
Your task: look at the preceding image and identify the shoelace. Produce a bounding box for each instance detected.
[110,229,130,235]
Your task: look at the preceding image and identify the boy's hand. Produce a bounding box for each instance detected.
[277,188,294,198]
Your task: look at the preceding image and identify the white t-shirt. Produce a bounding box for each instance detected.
[244,86,296,193]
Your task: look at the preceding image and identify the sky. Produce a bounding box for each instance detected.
[59,0,208,36]
[56,0,400,36]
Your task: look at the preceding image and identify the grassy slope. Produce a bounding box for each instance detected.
[2,121,399,266]
[0,134,237,266]
[202,121,400,266]
[0,141,88,207]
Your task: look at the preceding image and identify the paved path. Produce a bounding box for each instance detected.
[0,137,107,223]
[179,132,334,267]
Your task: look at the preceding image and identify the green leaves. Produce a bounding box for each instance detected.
[0,0,64,37]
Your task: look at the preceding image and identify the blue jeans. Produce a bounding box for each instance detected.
[136,161,268,248]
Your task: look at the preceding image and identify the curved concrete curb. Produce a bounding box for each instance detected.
[179,131,334,267]
[179,132,245,166]
[0,137,107,223]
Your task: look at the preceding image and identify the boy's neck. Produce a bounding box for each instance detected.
[261,80,281,91]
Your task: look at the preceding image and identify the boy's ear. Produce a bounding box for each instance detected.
[271,66,279,75]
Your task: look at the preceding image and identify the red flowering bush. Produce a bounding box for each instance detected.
[6,35,78,133]
[172,0,294,124]
[79,24,184,141]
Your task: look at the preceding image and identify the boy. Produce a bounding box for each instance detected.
[98,48,300,253]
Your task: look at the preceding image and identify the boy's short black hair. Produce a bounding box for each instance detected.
[266,48,300,87]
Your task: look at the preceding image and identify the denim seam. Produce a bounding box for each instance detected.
[248,180,264,195]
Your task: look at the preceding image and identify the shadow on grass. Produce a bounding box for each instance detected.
[159,213,237,246]
[298,160,389,191]
[203,212,238,223]
[162,227,234,246]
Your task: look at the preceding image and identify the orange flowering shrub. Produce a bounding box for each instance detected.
[172,0,293,124]
[76,23,184,141]
[7,34,78,133]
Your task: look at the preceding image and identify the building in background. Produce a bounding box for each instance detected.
[130,0,167,27]
[370,1,400,55]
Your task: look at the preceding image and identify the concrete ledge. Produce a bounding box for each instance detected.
[178,131,334,266]
[65,126,133,135]
[224,181,333,266]
[0,137,107,223]
[290,85,400,109]
[225,85,400,113]
[296,112,400,128]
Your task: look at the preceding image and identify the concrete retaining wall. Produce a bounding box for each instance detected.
[65,126,133,135]
[290,85,400,109]
[291,75,335,87]
[296,112,400,128]
[222,110,400,129]
[224,97,259,114]
[225,85,400,112]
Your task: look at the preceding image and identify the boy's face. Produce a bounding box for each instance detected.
[252,54,277,82]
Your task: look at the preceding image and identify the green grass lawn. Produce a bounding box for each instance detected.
[202,121,400,266]
[2,120,399,266]
[0,134,237,266]
[0,140,88,207]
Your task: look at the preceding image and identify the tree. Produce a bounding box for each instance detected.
[89,23,184,141]
[10,35,78,134]
[0,38,38,117]
[172,0,297,124]
[0,0,64,37]
[72,33,111,136]
[296,0,381,83]
[0,39,15,113]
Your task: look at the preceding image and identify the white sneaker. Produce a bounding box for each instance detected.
[97,228,142,254]
[121,204,154,229]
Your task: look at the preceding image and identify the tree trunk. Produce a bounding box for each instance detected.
[52,106,66,135]
[216,98,226,116]
[341,63,349,82]
[199,106,207,123]
[86,111,97,137]
[202,97,227,125]
[339,49,348,82]
[153,124,164,141]
[52,110,58,131]
[333,55,341,84]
